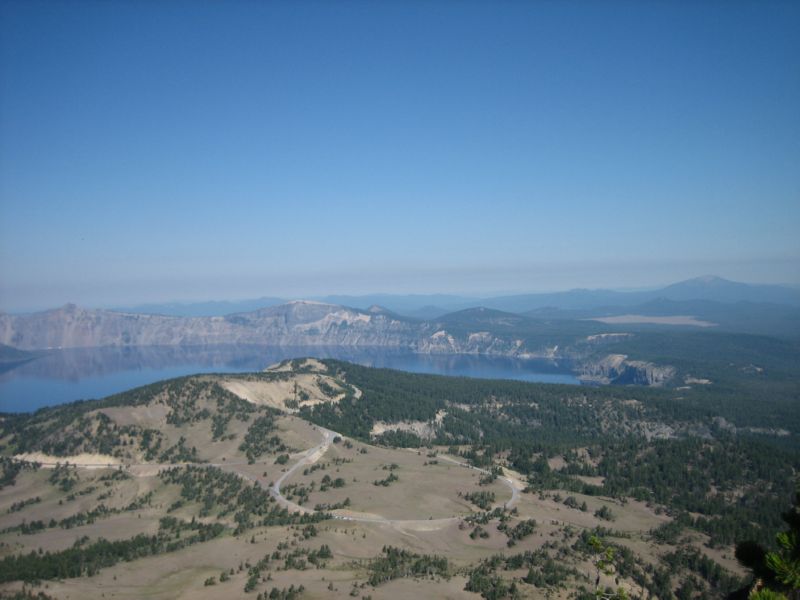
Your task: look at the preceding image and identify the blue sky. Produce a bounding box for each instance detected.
[1,1,798,310]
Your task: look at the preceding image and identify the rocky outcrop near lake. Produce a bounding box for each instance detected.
[578,353,676,386]
[0,301,678,387]
[0,302,421,350]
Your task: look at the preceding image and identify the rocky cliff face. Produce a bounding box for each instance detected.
[0,302,575,356]
[0,302,678,387]
[413,328,564,358]
[578,353,676,386]
[0,302,420,350]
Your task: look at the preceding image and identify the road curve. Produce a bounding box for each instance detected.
[14,426,524,529]
[248,425,524,526]
[268,426,337,515]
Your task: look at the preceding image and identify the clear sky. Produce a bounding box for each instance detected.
[1,0,798,310]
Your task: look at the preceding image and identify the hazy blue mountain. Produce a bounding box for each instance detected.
[656,275,800,305]
[107,276,800,320]
[400,305,453,320]
[481,289,639,313]
[522,297,800,337]
[608,298,800,337]
[432,306,607,344]
[483,276,800,313]
[112,296,286,317]
[433,307,531,330]
[315,294,479,315]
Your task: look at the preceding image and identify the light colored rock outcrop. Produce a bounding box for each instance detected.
[578,353,675,386]
[0,302,419,350]
[0,302,679,388]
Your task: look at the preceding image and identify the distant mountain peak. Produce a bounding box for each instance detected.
[286,299,328,306]
[438,306,526,322]
[682,275,730,285]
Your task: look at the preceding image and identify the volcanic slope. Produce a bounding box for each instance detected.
[1,359,780,599]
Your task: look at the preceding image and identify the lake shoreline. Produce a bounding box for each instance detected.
[0,345,580,413]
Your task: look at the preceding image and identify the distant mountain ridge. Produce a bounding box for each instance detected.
[112,296,286,317]
[657,275,800,305]
[0,300,613,359]
[0,301,419,351]
[2,277,798,354]
[4,287,799,391]
[480,276,800,313]
[107,276,800,318]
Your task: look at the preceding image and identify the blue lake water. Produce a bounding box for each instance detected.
[0,345,579,413]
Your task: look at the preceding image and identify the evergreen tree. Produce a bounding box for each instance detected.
[736,485,800,599]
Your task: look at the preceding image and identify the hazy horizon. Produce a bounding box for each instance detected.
[2,1,798,312]
[2,271,799,315]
